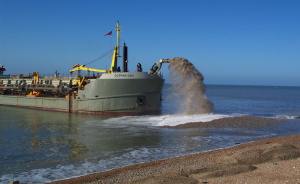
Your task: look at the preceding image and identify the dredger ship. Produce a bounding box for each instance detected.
[0,22,171,115]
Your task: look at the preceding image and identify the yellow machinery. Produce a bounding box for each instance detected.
[33,72,39,84]
[26,72,41,97]
[69,64,107,74]
[110,21,121,72]
[69,21,121,76]
[26,91,41,97]
[68,22,122,90]
[72,76,87,90]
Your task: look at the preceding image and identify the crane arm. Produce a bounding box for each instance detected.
[69,65,107,73]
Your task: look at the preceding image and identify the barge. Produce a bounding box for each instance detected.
[0,22,170,115]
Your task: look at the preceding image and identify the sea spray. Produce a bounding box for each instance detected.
[168,57,213,114]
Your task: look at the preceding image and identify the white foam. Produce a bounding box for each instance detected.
[274,114,299,120]
[102,113,231,127]
[0,147,169,184]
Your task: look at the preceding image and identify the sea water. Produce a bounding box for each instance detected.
[0,85,300,183]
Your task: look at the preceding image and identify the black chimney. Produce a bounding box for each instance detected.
[123,43,128,72]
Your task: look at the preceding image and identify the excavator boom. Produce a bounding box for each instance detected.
[69,65,107,73]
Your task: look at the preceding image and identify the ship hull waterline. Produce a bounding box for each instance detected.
[0,72,164,116]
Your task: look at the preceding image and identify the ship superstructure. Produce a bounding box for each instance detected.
[0,22,170,115]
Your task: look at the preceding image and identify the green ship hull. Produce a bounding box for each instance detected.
[0,72,164,115]
[0,22,168,115]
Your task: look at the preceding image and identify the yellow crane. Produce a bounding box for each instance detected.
[69,65,107,89]
[69,22,122,90]
[69,21,121,75]
[69,64,107,74]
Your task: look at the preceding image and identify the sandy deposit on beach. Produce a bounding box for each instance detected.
[165,115,282,129]
[51,133,300,184]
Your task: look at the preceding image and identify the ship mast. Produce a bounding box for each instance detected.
[116,21,120,52]
[110,21,121,72]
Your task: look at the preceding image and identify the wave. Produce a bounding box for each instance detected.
[0,147,173,184]
[95,111,300,128]
[0,132,276,184]
[1,132,277,184]
[1,112,290,183]
[102,113,233,127]
[273,115,300,120]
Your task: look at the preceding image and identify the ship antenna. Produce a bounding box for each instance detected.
[116,21,121,52]
[110,21,121,72]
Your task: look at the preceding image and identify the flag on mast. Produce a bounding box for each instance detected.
[104,31,112,36]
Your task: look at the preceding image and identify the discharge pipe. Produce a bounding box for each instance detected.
[148,58,171,75]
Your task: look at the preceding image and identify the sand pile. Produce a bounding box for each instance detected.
[168,57,213,114]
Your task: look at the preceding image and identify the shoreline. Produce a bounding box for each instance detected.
[163,115,283,128]
[51,134,300,184]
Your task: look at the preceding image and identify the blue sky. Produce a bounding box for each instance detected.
[0,0,299,86]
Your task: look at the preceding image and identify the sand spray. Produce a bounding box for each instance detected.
[168,57,214,114]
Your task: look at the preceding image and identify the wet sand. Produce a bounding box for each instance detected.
[51,132,300,184]
[164,116,283,129]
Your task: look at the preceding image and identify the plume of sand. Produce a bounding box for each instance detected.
[168,57,213,114]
